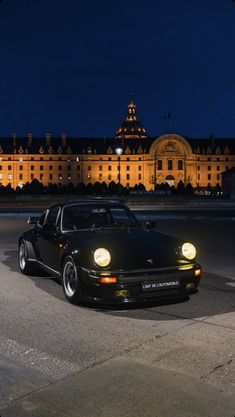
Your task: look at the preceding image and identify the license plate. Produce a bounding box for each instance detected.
[141,280,180,291]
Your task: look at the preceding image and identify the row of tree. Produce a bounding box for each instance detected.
[0,179,222,196]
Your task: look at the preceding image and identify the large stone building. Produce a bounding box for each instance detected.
[0,101,235,190]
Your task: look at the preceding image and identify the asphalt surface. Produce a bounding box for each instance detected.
[0,210,234,417]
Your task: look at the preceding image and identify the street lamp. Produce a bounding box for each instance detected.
[115,146,123,196]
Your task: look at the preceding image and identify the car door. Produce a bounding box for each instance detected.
[36,206,61,271]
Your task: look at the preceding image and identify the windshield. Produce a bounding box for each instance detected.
[62,204,139,231]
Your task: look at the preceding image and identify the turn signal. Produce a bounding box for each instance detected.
[99,276,118,284]
[194,268,202,277]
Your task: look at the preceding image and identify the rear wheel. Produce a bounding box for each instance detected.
[62,256,82,304]
[18,240,35,275]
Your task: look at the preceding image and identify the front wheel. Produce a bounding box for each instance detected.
[18,240,35,275]
[62,256,82,304]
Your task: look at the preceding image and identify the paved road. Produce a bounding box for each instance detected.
[0,212,234,417]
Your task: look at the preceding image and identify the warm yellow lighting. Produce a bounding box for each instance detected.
[99,276,118,284]
[94,248,111,267]
[182,242,196,260]
[194,268,202,277]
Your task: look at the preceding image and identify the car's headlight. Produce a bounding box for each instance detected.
[94,248,111,267]
[182,242,196,260]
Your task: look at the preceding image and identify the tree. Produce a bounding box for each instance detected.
[185,183,194,195]
[176,180,186,195]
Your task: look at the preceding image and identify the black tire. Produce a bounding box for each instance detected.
[18,240,35,275]
[62,256,82,304]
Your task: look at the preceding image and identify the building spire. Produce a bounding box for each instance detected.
[116,99,148,139]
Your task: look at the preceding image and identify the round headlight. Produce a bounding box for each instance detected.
[94,248,111,267]
[182,242,196,260]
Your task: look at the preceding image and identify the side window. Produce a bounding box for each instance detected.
[46,207,60,226]
[38,211,48,226]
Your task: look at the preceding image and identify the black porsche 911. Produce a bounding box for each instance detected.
[18,199,202,305]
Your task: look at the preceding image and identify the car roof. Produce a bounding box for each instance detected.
[48,198,125,211]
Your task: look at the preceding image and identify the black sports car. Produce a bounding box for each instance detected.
[18,200,202,305]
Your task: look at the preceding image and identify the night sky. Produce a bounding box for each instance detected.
[0,0,235,138]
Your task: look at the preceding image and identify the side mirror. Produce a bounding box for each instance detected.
[27,216,40,225]
[145,220,156,231]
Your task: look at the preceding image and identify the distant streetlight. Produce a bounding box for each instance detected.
[115,146,123,196]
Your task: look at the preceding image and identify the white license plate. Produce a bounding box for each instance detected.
[141,280,180,291]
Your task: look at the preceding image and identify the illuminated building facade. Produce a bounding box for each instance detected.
[0,101,235,190]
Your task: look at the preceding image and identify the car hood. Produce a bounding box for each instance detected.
[65,227,185,270]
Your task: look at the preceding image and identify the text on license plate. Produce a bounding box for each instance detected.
[141,280,180,291]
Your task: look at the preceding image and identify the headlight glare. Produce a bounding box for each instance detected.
[94,248,111,267]
[182,242,196,260]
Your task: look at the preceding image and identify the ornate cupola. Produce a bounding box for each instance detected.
[116,101,148,139]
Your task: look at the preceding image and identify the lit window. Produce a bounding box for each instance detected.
[19,157,23,162]
[0,174,2,179]
[40,174,44,180]
[8,174,12,179]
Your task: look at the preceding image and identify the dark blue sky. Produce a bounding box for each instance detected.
[0,0,235,138]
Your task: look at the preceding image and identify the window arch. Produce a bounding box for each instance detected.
[178,160,183,170]
[168,160,173,170]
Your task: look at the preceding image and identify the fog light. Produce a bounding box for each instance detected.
[115,289,129,297]
[99,276,118,284]
[186,283,195,289]
[194,268,202,277]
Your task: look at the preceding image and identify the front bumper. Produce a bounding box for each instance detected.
[79,264,202,304]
